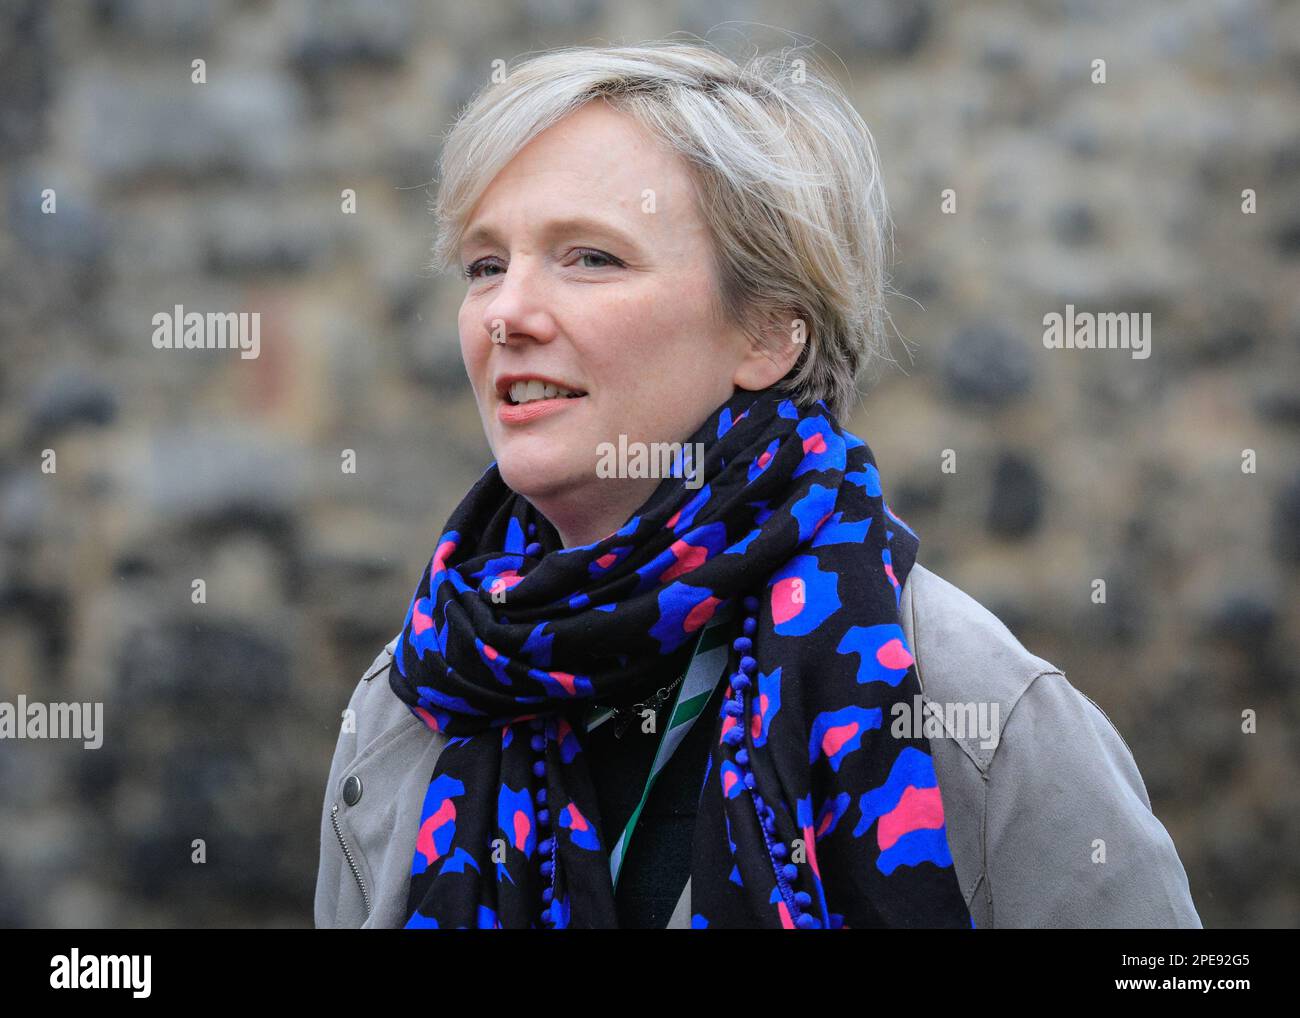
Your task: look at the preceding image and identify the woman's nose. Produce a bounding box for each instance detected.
[481,260,555,345]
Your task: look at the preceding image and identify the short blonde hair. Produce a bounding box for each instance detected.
[431,39,895,421]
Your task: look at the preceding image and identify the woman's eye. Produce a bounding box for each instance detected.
[464,250,622,279]
[575,249,622,270]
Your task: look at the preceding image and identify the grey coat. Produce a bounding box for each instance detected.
[314,562,1203,929]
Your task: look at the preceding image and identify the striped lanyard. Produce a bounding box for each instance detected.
[584,604,738,890]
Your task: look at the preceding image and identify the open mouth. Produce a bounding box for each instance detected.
[502,382,589,406]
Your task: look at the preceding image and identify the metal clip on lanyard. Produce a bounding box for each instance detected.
[609,673,686,739]
[585,602,739,890]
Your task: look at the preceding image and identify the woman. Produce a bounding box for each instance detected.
[314,41,1201,929]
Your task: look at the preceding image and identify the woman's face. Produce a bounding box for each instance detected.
[456,100,785,547]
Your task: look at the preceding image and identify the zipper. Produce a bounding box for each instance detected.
[330,801,372,919]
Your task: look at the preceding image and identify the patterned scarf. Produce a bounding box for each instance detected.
[389,386,972,929]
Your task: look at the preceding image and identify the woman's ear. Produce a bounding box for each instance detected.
[733,308,808,392]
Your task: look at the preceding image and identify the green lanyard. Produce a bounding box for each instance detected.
[584,605,738,890]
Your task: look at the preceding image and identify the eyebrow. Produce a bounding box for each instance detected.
[459,215,642,259]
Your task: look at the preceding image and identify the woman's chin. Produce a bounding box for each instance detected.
[496,456,586,500]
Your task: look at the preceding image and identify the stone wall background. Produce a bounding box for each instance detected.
[0,0,1296,927]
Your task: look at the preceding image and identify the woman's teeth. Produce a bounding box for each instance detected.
[508,380,586,405]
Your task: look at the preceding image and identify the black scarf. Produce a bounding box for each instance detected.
[389,386,972,929]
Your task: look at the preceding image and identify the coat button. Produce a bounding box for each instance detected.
[342,774,363,806]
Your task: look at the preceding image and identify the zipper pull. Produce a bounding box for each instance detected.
[612,685,672,739]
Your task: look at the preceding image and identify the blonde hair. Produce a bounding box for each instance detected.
[431,39,896,420]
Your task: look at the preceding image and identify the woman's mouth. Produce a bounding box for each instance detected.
[504,379,587,405]
[497,380,588,425]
